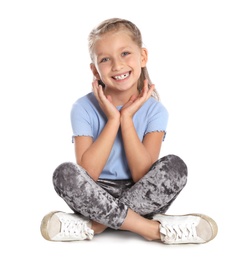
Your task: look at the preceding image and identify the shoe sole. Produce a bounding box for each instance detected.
[187,213,218,242]
[40,211,61,241]
[155,213,218,243]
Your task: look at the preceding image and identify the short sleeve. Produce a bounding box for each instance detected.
[145,101,169,134]
[70,98,93,141]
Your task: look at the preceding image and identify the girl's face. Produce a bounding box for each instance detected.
[90,29,148,94]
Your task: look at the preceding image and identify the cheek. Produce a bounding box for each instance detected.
[131,54,145,67]
[95,64,107,78]
[97,63,109,73]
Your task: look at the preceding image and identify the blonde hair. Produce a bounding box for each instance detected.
[88,18,159,100]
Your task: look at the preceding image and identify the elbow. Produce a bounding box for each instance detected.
[131,168,149,183]
[131,160,153,183]
[132,176,141,183]
[76,160,99,182]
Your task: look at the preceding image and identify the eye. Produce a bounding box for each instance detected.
[122,51,130,57]
[100,57,109,63]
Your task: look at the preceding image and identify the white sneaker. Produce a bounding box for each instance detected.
[40,211,94,241]
[153,213,218,244]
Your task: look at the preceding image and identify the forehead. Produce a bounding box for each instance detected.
[94,30,136,53]
[99,28,133,42]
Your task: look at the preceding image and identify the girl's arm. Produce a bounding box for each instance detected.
[120,80,163,182]
[121,115,164,183]
[74,117,119,181]
[74,81,120,181]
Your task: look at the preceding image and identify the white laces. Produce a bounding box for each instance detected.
[60,218,94,240]
[160,222,199,243]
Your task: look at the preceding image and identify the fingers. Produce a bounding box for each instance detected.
[92,80,99,99]
[129,94,138,102]
[134,81,154,106]
[92,80,106,103]
[139,79,155,101]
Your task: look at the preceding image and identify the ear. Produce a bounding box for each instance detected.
[90,63,100,80]
[141,48,148,67]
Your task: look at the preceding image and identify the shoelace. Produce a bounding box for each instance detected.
[60,218,94,240]
[160,223,198,243]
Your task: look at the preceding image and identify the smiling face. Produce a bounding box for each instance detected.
[90,29,148,97]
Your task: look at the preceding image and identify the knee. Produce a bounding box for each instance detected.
[166,154,188,178]
[152,154,188,183]
[160,154,188,191]
[52,162,79,192]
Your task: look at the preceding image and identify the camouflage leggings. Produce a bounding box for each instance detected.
[53,154,187,229]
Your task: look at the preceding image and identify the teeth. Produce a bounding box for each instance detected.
[114,73,129,80]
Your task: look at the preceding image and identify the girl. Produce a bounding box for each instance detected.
[40,18,218,244]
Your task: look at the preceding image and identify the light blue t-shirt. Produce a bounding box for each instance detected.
[71,92,169,180]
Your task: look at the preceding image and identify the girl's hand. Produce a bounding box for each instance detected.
[121,79,155,118]
[92,80,120,120]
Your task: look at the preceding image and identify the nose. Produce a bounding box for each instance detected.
[112,57,123,71]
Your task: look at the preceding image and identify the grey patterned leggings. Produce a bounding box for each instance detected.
[53,154,187,229]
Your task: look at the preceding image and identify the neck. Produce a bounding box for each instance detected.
[104,88,139,106]
[104,83,139,106]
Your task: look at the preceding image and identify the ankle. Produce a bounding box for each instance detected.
[91,221,107,234]
[143,220,160,241]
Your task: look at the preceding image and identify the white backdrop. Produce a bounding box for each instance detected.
[0,0,239,259]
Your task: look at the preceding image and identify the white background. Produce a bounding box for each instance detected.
[0,0,239,259]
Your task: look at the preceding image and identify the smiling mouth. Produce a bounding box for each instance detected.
[113,72,130,80]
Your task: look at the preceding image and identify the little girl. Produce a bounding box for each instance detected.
[40,18,218,244]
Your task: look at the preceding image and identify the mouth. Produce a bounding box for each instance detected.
[112,72,130,81]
